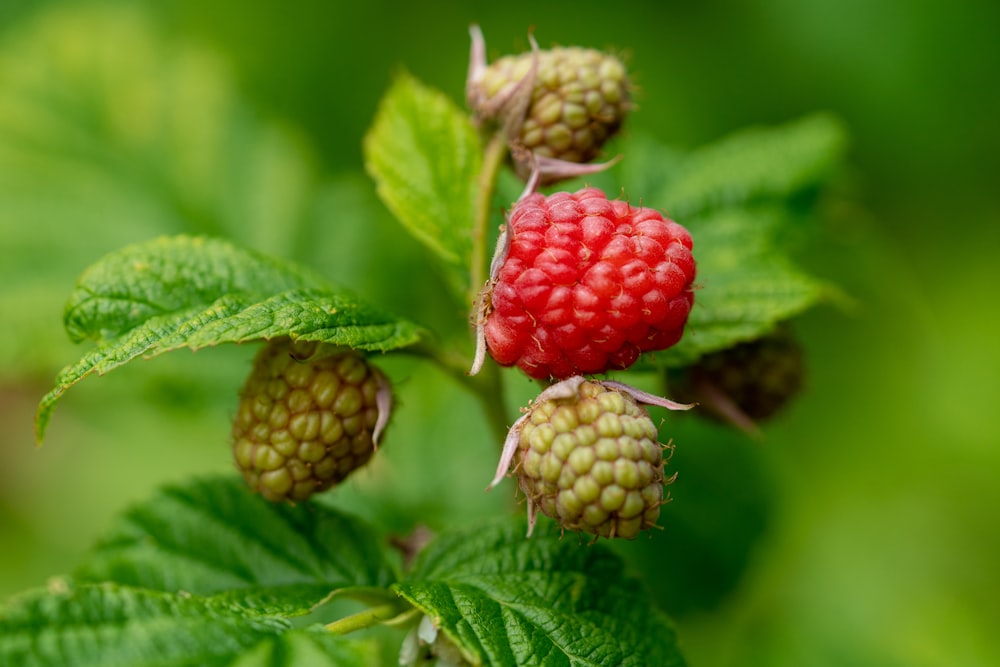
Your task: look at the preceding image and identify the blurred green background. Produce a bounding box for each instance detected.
[1,1,997,665]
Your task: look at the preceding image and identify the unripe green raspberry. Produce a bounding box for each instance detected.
[231,338,391,503]
[473,46,630,164]
[506,378,680,539]
[467,27,630,183]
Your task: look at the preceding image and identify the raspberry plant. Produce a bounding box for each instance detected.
[3,14,848,667]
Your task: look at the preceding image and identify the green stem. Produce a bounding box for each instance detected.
[469,131,508,306]
[395,131,513,455]
[325,601,410,635]
[403,340,511,447]
[400,131,514,451]
[468,131,513,448]
[471,362,513,447]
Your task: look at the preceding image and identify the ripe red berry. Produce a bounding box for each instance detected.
[482,188,696,380]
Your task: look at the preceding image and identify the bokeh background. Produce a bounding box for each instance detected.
[1,1,997,665]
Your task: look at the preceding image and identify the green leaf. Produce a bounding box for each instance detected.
[615,133,686,204]
[657,113,847,218]
[394,518,685,667]
[654,206,828,367]
[363,71,481,297]
[35,235,422,441]
[0,4,320,378]
[75,475,396,596]
[230,628,376,667]
[0,581,372,667]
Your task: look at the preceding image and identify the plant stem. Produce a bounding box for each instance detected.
[401,131,514,451]
[471,362,514,447]
[395,129,514,455]
[404,340,511,448]
[469,131,508,306]
[467,131,513,448]
[325,601,410,635]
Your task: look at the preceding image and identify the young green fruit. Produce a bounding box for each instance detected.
[490,377,692,539]
[468,25,630,183]
[231,338,391,503]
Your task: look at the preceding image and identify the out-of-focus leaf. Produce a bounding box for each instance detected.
[615,133,687,204]
[363,72,480,299]
[0,580,373,667]
[35,235,422,441]
[610,420,774,616]
[0,4,318,378]
[75,475,396,596]
[652,206,827,368]
[395,518,685,667]
[656,114,847,218]
[230,628,377,667]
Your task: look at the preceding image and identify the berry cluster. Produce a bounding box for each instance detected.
[464,28,700,539]
[231,28,699,544]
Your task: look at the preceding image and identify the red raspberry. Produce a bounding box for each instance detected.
[483,188,696,380]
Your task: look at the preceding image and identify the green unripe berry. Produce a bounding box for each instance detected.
[514,380,670,539]
[470,42,631,168]
[231,338,391,503]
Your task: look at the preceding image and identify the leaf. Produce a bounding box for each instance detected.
[0,581,372,667]
[394,518,685,667]
[0,4,320,378]
[75,475,396,596]
[657,113,848,218]
[615,133,687,204]
[230,629,377,667]
[35,235,422,441]
[363,71,481,297]
[653,206,828,367]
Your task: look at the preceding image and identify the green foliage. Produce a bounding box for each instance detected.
[13,6,850,664]
[653,113,847,219]
[34,235,422,442]
[0,4,319,378]
[0,476,682,667]
[363,71,482,299]
[74,476,396,595]
[0,580,374,667]
[397,519,685,666]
